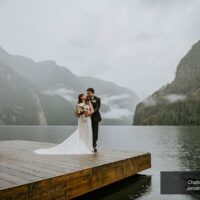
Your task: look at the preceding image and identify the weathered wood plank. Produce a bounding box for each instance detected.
[0,140,151,200]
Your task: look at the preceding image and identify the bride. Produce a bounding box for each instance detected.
[34,93,95,155]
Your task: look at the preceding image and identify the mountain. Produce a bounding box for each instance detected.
[133,40,200,125]
[0,61,47,125]
[0,46,140,125]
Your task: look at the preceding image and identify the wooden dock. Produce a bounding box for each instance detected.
[0,140,151,200]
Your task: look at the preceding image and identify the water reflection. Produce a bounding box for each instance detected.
[176,127,200,200]
[176,126,200,171]
[73,174,151,200]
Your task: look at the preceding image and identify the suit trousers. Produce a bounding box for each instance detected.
[91,119,99,148]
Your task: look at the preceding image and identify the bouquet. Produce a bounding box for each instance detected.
[74,103,88,117]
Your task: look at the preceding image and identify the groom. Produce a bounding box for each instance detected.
[86,88,101,152]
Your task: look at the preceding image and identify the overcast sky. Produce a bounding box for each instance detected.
[0,0,200,99]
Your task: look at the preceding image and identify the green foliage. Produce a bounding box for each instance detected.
[134,99,200,125]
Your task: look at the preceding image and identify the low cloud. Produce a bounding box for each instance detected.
[101,106,132,119]
[143,93,187,107]
[101,94,130,104]
[164,94,186,103]
[42,88,77,102]
[42,89,132,119]
[100,94,132,119]
[143,96,157,107]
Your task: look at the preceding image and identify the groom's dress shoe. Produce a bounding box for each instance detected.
[93,148,97,152]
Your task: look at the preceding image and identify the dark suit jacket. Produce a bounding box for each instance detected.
[89,95,102,123]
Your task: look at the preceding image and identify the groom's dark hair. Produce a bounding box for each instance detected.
[87,88,95,93]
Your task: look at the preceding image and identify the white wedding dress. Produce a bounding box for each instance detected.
[34,104,94,155]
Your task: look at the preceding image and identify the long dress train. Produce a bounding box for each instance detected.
[34,114,94,155]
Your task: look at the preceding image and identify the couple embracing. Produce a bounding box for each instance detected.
[34,88,101,155]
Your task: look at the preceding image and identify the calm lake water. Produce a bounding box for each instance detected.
[0,125,200,200]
